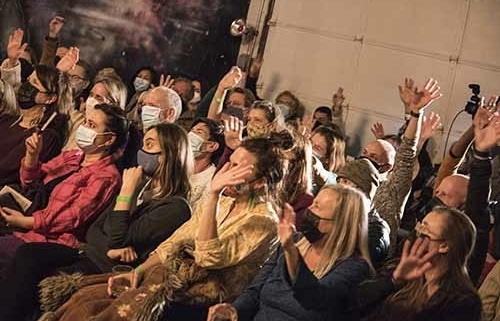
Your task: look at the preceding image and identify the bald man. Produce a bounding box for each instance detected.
[434,174,469,209]
[361,139,397,175]
[139,87,182,131]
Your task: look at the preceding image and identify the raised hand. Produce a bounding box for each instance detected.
[398,77,417,112]
[207,303,238,321]
[157,74,175,88]
[7,29,27,66]
[420,112,442,142]
[48,15,65,38]
[120,166,144,196]
[218,66,243,90]
[392,238,437,283]
[56,46,79,72]
[25,133,43,157]
[210,162,253,195]
[370,122,385,139]
[474,106,500,152]
[223,116,244,150]
[278,203,296,250]
[332,87,345,108]
[486,95,499,113]
[408,78,442,113]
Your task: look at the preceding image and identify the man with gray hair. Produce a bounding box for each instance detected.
[140,87,182,131]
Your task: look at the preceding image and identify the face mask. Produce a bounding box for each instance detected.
[85,96,100,117]
[190,91,201,104]
[18,81,40,110]
[75,125,99,153]
[247,121,270,138]
[223,106,245,121]
[141,105,161,129]
[300,209,326,244]
[137,149,160,177]
[357,156,387,173]
[188,131,205,158]
[134,77,150,92]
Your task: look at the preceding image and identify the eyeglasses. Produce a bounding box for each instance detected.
[415,221,446,242]
[70,75,87,82]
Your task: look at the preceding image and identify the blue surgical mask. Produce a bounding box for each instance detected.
[137,149,160,177]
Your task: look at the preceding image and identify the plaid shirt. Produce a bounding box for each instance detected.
[15,149,121,248]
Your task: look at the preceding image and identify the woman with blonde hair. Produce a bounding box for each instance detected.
[0,79,18,116]
[208,184,372,321]
[310,125,346,194]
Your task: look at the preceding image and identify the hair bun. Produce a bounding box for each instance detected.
[268,130,294,151]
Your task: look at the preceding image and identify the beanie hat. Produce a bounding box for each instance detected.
[337,158,380,201]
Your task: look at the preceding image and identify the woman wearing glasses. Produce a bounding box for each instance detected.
[356,206,481,321]
[208,184,373,321]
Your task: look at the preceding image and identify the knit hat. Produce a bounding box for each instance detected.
[337,158,380,201]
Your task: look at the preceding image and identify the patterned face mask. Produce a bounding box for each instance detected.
[246,121,271,138]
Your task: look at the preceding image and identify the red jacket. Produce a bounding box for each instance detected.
[15,150,121,247]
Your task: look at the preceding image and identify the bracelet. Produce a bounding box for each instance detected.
[410,110,421,118]
[135,266,145,275]
[472,144,491,161]
[116,195,132,203]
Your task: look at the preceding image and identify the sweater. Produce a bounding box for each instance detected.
[82,195,191,272]
[234,247,370,321]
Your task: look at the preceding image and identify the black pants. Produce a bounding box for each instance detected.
[0,242,101,321]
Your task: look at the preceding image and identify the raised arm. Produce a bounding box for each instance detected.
[207,67,242,120]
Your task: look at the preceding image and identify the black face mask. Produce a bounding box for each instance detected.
[357,156,388,174]
[18,81,40,110]
[300,209,326,244]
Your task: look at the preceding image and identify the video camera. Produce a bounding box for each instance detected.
[464,84,481,116]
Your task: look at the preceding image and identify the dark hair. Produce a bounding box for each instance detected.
[147,123,192,199]
[240,131,293,206]
[312,125,346,172]
[133,66,158,86]
[35,65,60,94]
[228,87,256,108]
[76,59,95,81]
[250,100,277,123]
[276,90,305,120]
[191,118,225,164]
[35,65,73,115]
[173,77,195,102]
[314,106,333,121]
[94,104,129,154]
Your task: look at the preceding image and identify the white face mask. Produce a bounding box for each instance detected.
[75,125,99,153]
[188,131,205,158]
[141,105,161,130]
[85,96,100,117]
[134,77,150,92]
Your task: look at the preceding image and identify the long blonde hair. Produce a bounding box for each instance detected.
[299,184,372,278]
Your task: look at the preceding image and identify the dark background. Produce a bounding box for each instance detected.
[0,0,250,91]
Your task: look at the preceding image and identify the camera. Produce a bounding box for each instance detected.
[464,84,481,116]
